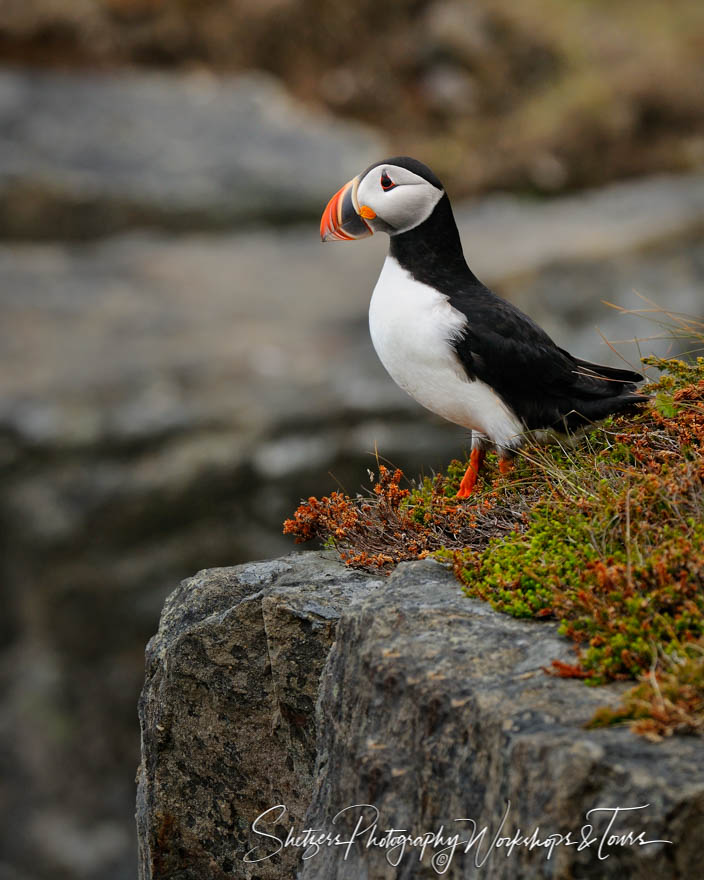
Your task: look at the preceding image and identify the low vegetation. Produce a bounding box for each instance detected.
[284,339,704,740]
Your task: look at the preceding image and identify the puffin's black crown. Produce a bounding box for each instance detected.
[361,156,444,191]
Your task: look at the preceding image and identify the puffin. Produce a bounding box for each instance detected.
[320,156,647,498]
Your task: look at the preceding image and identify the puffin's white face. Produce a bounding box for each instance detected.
[355,164,444,235]
[320,161,444,241]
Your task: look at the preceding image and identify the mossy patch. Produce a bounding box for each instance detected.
[284,355,704,737]
[588,641,704,740]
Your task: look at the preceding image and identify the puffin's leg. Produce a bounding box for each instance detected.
[498,448,516,477]
[456,434,488,498]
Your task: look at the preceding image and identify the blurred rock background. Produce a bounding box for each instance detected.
[0,2,702,878]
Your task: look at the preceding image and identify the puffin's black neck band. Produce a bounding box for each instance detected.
[388,194,480,291]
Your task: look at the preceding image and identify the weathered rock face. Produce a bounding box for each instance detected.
[0,68,383,239]
[137,552,704,879]
[137,554,385,880]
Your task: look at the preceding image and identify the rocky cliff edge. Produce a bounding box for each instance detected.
[136,552,704,879]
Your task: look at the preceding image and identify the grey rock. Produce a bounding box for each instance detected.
[455,173,704,279]
[136,552,384,880]
[137,553,704,879]
[0,68,384,238]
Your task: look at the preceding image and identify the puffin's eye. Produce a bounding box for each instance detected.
[380,171,396,191]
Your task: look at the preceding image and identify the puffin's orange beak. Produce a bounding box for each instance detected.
[320,177,374,242]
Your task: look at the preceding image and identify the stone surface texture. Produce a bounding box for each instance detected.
[0,68,383,238]
[137,552,704,879]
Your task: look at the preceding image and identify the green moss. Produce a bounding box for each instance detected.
[453,503,596,617]
[587,642,704,738]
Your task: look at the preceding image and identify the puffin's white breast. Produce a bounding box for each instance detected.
[368,255,523,448]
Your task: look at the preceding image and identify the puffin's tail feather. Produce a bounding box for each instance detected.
[560,390,650,431]
[571,356,644,384]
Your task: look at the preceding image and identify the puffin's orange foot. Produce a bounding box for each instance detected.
[498,457,514,476]
[456,476,475,499]
[456,447,486,498]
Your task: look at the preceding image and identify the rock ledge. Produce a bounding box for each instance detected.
[137,552,704,879]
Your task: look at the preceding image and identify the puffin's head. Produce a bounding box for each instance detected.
[320,156,444,242]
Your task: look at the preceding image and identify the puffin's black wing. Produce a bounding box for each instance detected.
[449,284,646,432]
